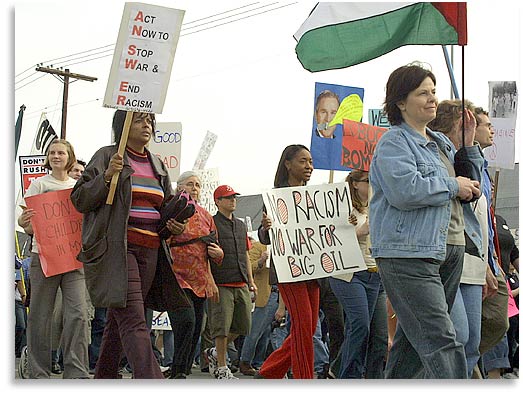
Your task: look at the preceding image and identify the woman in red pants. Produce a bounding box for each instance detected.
[256,144,319,379]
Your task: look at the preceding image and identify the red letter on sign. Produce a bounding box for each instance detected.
[119,81,129,92]
[117,96,126,105]
[134,11,144,22]
[132,25,142,36]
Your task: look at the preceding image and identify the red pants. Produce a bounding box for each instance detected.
[259,280,320,379]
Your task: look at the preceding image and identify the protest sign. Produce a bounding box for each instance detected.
[368,108,390,128]
[310,82,364,171]
[196,168,220,216]
[484,81,517,170]
[148,122,182,181]
[103,2,185,113]
[24,189,83,277]
[19,155,48,196]
[151,310,171,330]
[341,120,387,171]
[262,183,366,283]
[193,131,218,171]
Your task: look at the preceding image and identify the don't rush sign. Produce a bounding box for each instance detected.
[103,2,185,113]
[262,183,365,283]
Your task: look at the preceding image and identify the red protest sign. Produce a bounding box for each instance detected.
[341,120,387,171]
[24,188,83,277]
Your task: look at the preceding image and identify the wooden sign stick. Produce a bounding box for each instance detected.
[106,111,133,205]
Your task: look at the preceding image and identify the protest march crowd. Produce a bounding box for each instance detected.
[14,63,519,380]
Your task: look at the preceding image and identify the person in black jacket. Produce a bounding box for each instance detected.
[204,185,256,379]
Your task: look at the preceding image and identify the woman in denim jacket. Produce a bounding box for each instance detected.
[369,63,483,379]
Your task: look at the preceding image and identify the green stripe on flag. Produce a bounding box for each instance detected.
[296,3,459,72]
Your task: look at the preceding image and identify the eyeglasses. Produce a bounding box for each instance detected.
[219,195,237,200]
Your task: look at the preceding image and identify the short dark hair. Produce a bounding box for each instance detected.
[112,110,156,145]
[274,144,310,188]
[383,63,436,126]
[76,159,86,167]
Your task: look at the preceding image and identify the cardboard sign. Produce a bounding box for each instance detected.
[262,183,366,283]
[19,155,48,196]
[148,122,182,181]
[341,120,387,171]
[24,189,83,277]
[309,82,364,171]
[103,2,185,113]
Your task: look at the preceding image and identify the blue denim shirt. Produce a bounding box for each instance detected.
[369,122,483,261]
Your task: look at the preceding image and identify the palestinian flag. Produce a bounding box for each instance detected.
[295,2,467,72]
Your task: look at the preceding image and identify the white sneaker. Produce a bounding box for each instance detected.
[18,346,29,379]
[214,366,239,380]
[204,347,218,376]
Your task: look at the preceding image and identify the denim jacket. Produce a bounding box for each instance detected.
[369,122,483,261]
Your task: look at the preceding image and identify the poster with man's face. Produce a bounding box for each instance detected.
[310,82,364,171]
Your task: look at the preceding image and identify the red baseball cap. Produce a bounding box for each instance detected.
[214,185,240,200]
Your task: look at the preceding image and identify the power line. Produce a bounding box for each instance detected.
[16,2,298,93]
[181,2,297,36]
[182,2,278,30]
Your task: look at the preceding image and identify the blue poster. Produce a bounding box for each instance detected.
[310,82,364,171]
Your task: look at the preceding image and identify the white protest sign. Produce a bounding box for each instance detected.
[103,2,185,113]
[195,168,220,216]
[262,182,366,283]
[151,310,171,330]
[148,122,182,181]
[193,131,218,170]
[484,81,518,170]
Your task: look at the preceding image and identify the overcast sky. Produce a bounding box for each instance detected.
[13,0,522,198]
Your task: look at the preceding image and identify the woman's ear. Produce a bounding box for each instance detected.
[397,101,406,111]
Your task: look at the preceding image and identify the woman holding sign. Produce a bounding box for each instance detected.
[18,139,90,379]
[71,110,188,379]
[328,169,381,378]
[369,63,483,379]
[256,144,319,379]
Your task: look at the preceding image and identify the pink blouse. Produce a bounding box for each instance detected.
[169,204,222,298]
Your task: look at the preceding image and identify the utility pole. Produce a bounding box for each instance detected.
[35,67,97,139]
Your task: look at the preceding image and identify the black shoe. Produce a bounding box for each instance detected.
[51,362,63,374]
[171,372,187,379]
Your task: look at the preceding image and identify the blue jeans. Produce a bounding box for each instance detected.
[88,307,107,370]
[240,290,279,364]
[377,244,468,379]
[365,280,388,379]
[329,271,381,378]
[162,329,174,367]
[450,283,483,378]
[313,310,329,373]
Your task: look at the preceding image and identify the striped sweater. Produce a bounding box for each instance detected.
[126,147,164,248]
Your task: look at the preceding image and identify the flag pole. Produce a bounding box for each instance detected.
[442,46,460,99]
[461,45,465,147]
